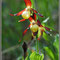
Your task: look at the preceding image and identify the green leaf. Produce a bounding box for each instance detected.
[53,34,59,52]
[53,34,59,59]
[22,57,24,60]
[30,51,44,60]
[40,54,44,60]
[31,0,35,8]
[25,56,29,60]
[17,56,24,60]
[44,47,55,60]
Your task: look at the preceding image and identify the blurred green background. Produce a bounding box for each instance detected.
[2,0,59,60]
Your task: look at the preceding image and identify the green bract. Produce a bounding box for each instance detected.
[30,52,44,60]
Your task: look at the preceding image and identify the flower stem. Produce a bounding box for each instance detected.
[31,0,39,54]
[36,36,39,53]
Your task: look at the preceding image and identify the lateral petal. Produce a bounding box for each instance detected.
[23,29,28,36]
[32,9,44,17]
[18,19,26,22]
[23,24,31,36]
[44,27,50,31]
[10,9,25,16]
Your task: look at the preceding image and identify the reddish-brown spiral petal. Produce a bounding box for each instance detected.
[37,20,41,26]
[32,9,44,17]
[18,19,26,22]
[10,9,25,16]
[16,9,25,16]
[9,14,14,16]
[23,24,31,36]
[23,29,28,36]
[44,27,50,31]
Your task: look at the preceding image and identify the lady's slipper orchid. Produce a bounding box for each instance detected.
[10,0,43,22]
[23,18,51,40]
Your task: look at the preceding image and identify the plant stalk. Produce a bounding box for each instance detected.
[36,36,39,53]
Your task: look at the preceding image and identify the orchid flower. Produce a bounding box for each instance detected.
[23,17,51,40]
[10,0,43,22]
